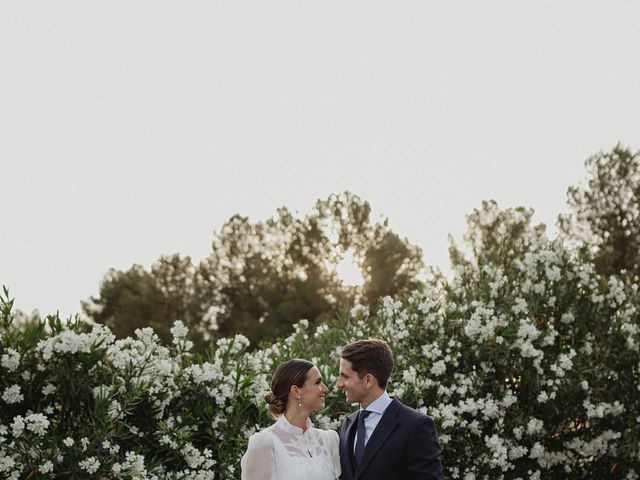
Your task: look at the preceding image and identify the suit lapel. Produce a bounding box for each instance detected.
[340,411,359,479]
[355,398,400,479]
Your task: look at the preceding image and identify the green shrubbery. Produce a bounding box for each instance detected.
[3,145,640,479]
[2,218,639,478]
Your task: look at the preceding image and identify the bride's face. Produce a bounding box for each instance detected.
[296,366,329,411]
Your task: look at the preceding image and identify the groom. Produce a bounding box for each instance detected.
[336,339,444,480]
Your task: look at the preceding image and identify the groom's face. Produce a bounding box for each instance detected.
[336,358,368,405]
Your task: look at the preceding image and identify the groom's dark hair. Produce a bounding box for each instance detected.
[341,339,394,388]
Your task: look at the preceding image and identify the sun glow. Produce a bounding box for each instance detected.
[335,251,364,286]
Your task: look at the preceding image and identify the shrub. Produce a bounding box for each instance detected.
[1,231,638,479]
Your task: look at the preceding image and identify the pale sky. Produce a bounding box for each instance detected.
[2,1,639,319]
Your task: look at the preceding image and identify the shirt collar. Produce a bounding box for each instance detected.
[276,414,312,435]
[361,391,392,415]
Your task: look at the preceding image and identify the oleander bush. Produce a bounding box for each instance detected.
[2,209,639,479]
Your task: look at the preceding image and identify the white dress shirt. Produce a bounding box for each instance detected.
[353,391,392,452]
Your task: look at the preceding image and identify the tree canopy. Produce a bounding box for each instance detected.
[559,144,640,279]
[83,145,640,349]
[82,254,202,346]
[83,192,425,347]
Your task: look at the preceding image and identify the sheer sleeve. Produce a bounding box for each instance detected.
[241,431,277,480]
[329,430,341,478]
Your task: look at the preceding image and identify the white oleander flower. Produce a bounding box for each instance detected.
[2,385,23,404]
[26,413,50,436]
[10,416,25,438]
[39,461,54,474]
[560,312,575,324]
[42,383,56,396]
[350,304,369,319]
[526,418,544,435]
[1,349,20,372]
[512,298,528,315]
[430,360,447,377]
[79,456,100,474]
[170,320,189,343]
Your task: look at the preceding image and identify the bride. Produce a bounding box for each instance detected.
[241,359,340,480]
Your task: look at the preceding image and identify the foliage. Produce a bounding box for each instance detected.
[438,201,640,478]
[82,255,204,348]
[4,146,640,478]
[448,200,546,271]
[2,199,639,479]
[84,192,425,347]
[560,144,640,279]
[193,207,344,343]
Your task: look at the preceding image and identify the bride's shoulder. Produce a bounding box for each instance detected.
[318,428,339,458]
[316,427,339,443]
[247,427,276,448]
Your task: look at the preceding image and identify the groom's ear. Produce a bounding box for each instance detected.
[364,373,375,389]
[365,373,382,389]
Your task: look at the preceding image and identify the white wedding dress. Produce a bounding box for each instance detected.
[241,415,340,480]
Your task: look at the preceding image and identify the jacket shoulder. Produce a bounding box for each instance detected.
[394,399,435,423]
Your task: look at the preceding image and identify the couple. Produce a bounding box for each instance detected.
[241,339,444,480]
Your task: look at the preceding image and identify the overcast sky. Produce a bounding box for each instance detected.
[2,1,639,319]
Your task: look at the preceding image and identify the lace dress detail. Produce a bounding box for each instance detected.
[241,415,340,480]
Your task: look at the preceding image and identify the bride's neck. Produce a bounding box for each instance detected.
[284,408,310,432]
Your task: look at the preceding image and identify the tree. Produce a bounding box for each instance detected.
[196,192,425,344]
[315,193,425,306]
[559,144,640,279]
[194,209,344,342]
[85,192,426,347]
[448,200,547,271]
[362,230,424,304]
[83,254,202,346]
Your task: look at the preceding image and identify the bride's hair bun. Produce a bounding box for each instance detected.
[265,392,286,415]
[266,359,314,418]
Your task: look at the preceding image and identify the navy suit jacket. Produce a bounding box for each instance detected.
[338,398,444,480]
